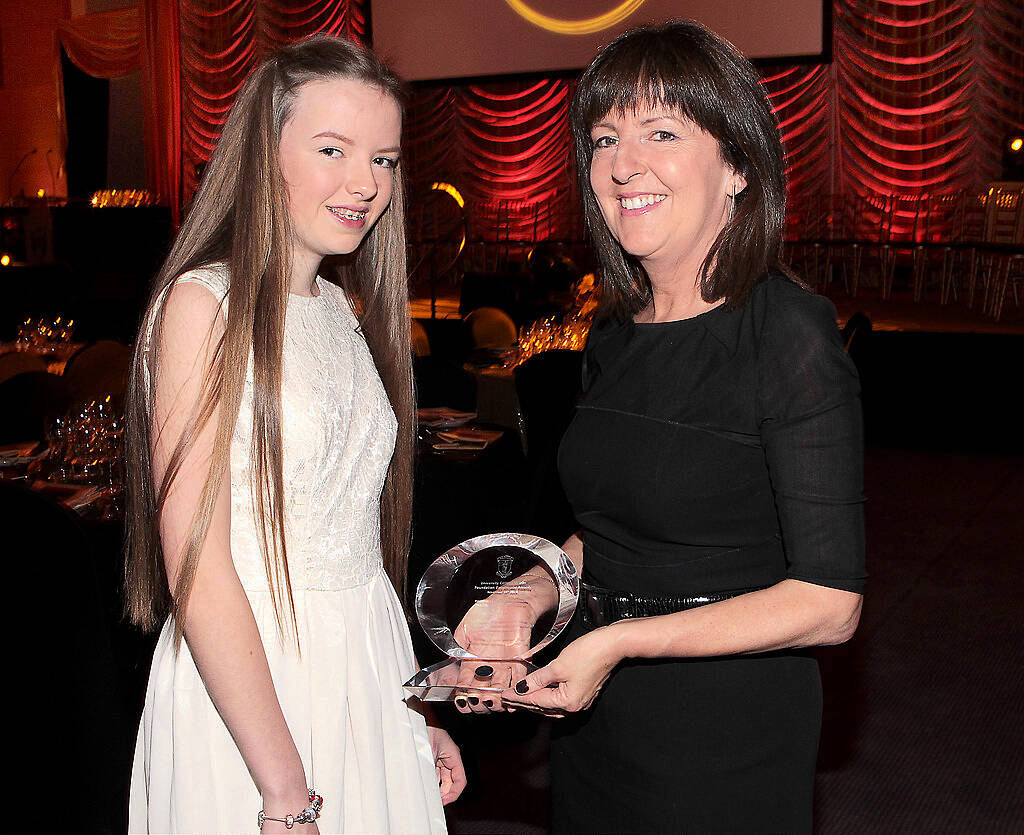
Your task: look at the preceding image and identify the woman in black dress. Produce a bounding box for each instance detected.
[500,21,866,833]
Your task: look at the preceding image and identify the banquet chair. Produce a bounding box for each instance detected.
[414,355,477,412]
[411,319,431,357]
[62,338,133,403]
[840,313,873,436]
[458,271,520,320]
[0,350,48,383]
[983,185,1024,321]
[1,481,123,833]
[836,192,886,296]
[841,312,873,359]
[787,191,832,291]
[514,349,583,544]
[816,192,871,296]
[878,194,928,299]
[465,306,518,350]
[961,189,993,309]
[968,184,1024,316]
[929,191,970,305]
[0,370,71,443]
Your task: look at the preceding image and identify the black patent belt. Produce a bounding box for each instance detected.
[580,581,767,628]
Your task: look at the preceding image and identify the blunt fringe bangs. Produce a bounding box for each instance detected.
[571,21,794,320]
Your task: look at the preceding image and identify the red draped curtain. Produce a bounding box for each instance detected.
[56,3,181,217]
[176,0,366,206]
[58,8,142,76]
[408,0,1023,242]
[56,0,366,222]
[58,0,1023,240]
[405,80,577,243]
[763,0,1023,240]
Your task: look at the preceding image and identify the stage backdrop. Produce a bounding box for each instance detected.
[58,0,1024,240]
[372,0,827,80]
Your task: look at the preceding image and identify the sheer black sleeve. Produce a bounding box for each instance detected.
[756,282,866,593]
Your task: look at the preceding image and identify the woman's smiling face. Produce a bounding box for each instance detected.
[589,105,744,280]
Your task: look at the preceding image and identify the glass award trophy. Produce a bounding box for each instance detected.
[404,532,578,702]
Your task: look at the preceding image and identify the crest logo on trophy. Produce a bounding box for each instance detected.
[403,532,579,702]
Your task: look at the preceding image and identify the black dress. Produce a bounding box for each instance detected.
[551,277,866,834]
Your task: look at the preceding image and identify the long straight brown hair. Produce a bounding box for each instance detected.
[124,35,414,646]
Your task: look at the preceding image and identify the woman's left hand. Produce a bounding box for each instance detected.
[427,725,467,805]
[499,625,624,716]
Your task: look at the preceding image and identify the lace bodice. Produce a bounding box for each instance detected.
[149,264,397,591]
[133,267,446,835]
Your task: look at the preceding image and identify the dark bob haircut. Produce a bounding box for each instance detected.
[571,20,792,320]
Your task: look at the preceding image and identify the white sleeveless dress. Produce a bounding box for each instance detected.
[129,265,446,834]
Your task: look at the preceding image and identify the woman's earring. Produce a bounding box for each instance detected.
[728,182,737,224]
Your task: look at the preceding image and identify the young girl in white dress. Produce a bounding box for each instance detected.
[123,35,465,834]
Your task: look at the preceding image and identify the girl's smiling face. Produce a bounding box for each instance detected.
[278,77,401,282]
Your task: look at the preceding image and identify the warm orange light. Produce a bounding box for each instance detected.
[1011,137,1024,153]
[0,254,11,267]
[429,182,467,255]
[90,188,155,208]
[36,188,45,198]
[430,181,465,208]
[503,0,647,35]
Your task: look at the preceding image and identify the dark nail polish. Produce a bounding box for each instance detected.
[483,699,493,707]
[455,697,467,707]
[515,680,529,694]
[468,696,479,705]
[474,665,494,678]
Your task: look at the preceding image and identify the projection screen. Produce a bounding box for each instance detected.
[371,0,828,82]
